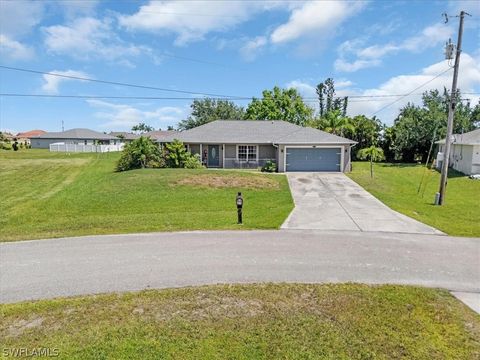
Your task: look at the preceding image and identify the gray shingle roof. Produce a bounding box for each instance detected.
[144,130,178,140]
[34,128,116,140]
[160,120,356,145]
[109,131,140,140]
[436,128,480,145]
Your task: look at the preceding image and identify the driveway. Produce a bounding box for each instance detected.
[0,230,478,303]
[282,173,443,234]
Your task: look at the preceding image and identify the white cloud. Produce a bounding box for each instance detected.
[0,34,34,60]
[41,70,91,94]
[288,53,480,123]
[118,1,282,45]
[240,36,267,61]
[87,99,187,130]
[0,0,44,37]
[270,1,367,44]
[43,17,148,62]
[335,23,454,72]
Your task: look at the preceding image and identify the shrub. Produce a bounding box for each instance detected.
[261,160,277,173]
[116,136,162,172]
[184,153,203,169]
[164,139,190,168]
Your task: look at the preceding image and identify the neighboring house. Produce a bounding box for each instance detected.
[436,128,480,175]
[160,120,356,172]
[109,132,140,143]
[144,130,177,141]
[15,130,46,145]
[31,128,120,149]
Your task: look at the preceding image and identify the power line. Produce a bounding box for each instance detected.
[0,65,243,99]
[0,93,251,100]
[370,67,453,116]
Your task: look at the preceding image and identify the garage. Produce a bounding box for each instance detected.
[285,147,341,172]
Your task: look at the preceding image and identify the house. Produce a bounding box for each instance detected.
[436,128,480,175]
[31,128,120,149]
[160,120,356,172]
[144,130,177,141]
[15,130,46,145]
[109,131,140,143]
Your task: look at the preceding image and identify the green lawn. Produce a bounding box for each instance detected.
[348,162,480,237]
[0,150,293,242]
[1,284,478,359]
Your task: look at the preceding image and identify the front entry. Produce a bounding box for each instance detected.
[207,145,220,167]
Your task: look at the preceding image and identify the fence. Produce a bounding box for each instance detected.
[49,143,124,153]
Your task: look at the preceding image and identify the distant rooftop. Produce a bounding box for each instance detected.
[16,130,46,138]
[437,128,480,145]
[109,131,140,140]
[33,128,116,140]
[159,120,356,144]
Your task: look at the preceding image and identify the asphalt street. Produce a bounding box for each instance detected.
[1,230,478,304]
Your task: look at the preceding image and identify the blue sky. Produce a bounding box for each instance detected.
[0,0,479,133]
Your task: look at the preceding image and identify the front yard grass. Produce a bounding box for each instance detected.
[1,284,479,359]
[0,150,293,242]
[348,162,480,237]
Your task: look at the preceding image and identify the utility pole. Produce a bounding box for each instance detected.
[437,11,468,205]
[62,119,64,132]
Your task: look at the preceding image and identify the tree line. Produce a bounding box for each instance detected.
[165,78,478,164]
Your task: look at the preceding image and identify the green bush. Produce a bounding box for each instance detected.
[261,160,277,173]
[0,142,12,150]
[116,136,163,171]
[184,153,203,169]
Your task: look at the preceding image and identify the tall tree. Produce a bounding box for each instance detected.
[131,123,155,133]
[178,98,245,130]
[345,115,383,159]
[316,78,348,117]
[245,86,314,126]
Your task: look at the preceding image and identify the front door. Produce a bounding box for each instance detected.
[207,145,220,167]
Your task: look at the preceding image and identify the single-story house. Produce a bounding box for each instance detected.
[436,128,480,175]
[160,120,357,172]
[109,131,140,143]
[31,128,120,149]
[145,130,178,141]
[15,130,46,145]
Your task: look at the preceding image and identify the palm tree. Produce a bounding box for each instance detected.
[357,146,385,178]
[316,110,355,136]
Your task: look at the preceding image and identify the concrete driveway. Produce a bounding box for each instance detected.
[282,173,443,234]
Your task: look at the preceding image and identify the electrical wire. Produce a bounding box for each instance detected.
[0,65,243,99]
[370,67,453,116]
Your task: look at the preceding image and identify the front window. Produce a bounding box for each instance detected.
[238,145,257,162]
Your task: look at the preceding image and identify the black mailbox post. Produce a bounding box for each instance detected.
[236,192,243,224]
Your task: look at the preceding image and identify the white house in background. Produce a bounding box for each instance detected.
[436,128,480,175]
[31,128,124,152]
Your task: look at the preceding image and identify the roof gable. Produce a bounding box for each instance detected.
[160,120,356,144]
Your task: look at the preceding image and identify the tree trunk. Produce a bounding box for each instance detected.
[370,158,373,178]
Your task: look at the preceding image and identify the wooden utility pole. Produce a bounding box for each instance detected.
[437,11,467,205]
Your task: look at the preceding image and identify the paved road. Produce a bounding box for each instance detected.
[282,173,443,234]
[1,230,478,303]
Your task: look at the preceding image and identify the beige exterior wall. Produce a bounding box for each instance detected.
[438,143,478,175]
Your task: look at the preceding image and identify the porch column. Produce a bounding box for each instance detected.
[222,144,225,169]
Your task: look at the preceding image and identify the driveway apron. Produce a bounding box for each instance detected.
[282,173,443,234]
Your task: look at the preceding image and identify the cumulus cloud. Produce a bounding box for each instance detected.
[118,1,281,45]
[240,36,267,61]
[87,99,187,130]
[41,70,91,94]
[43,17,149,62]
[335,23,454,72]
[270,1,367,44]
[289,53,480,123]
[0,0,44,37]
[0,34,34,60]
